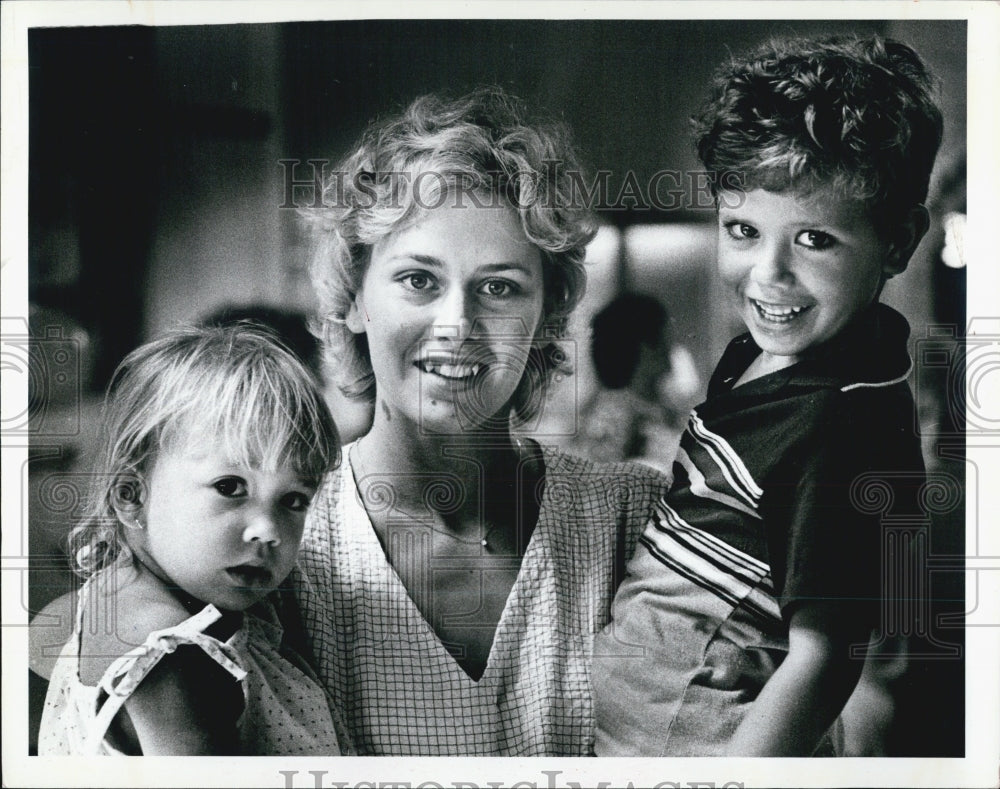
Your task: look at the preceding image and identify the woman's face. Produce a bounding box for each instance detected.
[347,201,545,434]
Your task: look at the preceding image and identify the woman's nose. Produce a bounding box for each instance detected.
[431,287,473,340]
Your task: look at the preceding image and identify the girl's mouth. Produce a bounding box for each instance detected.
[751,298,812,324]
[225,565,273,588]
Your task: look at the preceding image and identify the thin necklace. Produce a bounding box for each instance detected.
[348,436,541,552]
[349,442,509,551]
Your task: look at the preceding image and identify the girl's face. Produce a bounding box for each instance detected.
[347,201,545,433]
[126,443,317,611]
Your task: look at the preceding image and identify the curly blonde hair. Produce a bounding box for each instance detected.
[302,87,598,422]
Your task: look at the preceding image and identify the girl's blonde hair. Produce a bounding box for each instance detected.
[69,324,340,576]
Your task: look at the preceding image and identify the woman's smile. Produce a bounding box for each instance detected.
[415,349,484,381]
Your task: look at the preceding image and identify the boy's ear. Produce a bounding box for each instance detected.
[345,295,366,335]
[883,205,930,279]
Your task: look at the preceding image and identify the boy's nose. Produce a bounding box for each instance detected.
[751,242,795,286]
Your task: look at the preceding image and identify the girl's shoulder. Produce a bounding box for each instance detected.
[78,568,196,686]
[29,567,193,685]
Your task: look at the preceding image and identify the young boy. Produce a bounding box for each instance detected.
[592,35,943,756]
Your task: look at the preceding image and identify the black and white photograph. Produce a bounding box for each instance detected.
[2,2,997,787]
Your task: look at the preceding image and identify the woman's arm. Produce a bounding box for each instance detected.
[29,592,76,681]
[726,601,868,756]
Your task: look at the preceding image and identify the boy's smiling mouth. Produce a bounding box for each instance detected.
[750,298,812,324]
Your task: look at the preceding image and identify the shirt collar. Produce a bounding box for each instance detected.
[713,303,913,396]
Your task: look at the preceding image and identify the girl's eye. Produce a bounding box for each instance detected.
[723,221,758,240]
[797,230,836,250]
[281,492,312,512]
[480,279,518,298]
[213,478,247,498]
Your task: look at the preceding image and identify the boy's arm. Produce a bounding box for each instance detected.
[726,601,868,756]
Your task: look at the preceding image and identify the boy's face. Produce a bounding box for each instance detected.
[716,187,896,366]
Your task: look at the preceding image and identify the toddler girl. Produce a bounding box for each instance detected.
[33,325,345,755]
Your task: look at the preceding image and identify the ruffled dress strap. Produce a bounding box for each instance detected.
[85,604,247,753]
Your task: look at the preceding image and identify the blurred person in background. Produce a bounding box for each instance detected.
[570,293,700,473]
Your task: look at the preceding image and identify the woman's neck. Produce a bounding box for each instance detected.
[354,408,523,522]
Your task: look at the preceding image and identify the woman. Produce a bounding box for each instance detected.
[294,88,668,755]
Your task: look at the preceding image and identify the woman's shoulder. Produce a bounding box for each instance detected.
[303,459,348,544]
[542,442,667,477]
[311,448,350,509]
[540,444,670,510]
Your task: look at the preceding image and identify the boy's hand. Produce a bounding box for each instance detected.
[726,601,869,756]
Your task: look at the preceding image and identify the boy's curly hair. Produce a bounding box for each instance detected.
[302,87,597,423]
[693,35,944,233]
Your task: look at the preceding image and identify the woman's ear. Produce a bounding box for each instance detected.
[345,296,366,335]
[883,205,931,279]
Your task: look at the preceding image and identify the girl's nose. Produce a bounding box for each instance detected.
[243,511,282,547]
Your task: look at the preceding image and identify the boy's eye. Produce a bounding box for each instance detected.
[281,491,312,512]
[723,221,758,240]
[213,477,247,498]
[479,279,518,298]
[796,230,836,250]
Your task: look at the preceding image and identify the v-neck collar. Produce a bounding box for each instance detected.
[341,441,548,687]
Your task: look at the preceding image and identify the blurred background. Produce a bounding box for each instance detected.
[25,18,967,756]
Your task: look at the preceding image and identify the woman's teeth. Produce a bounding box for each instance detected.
[752,299,808,323]
[419,361,481,379]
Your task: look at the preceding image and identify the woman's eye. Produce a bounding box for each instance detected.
[281,492,312,512]
[724,221,758,240]
[480,279,517,297]
[403,272,433,291]
[213,478,247,498]
[797,230,836,250]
